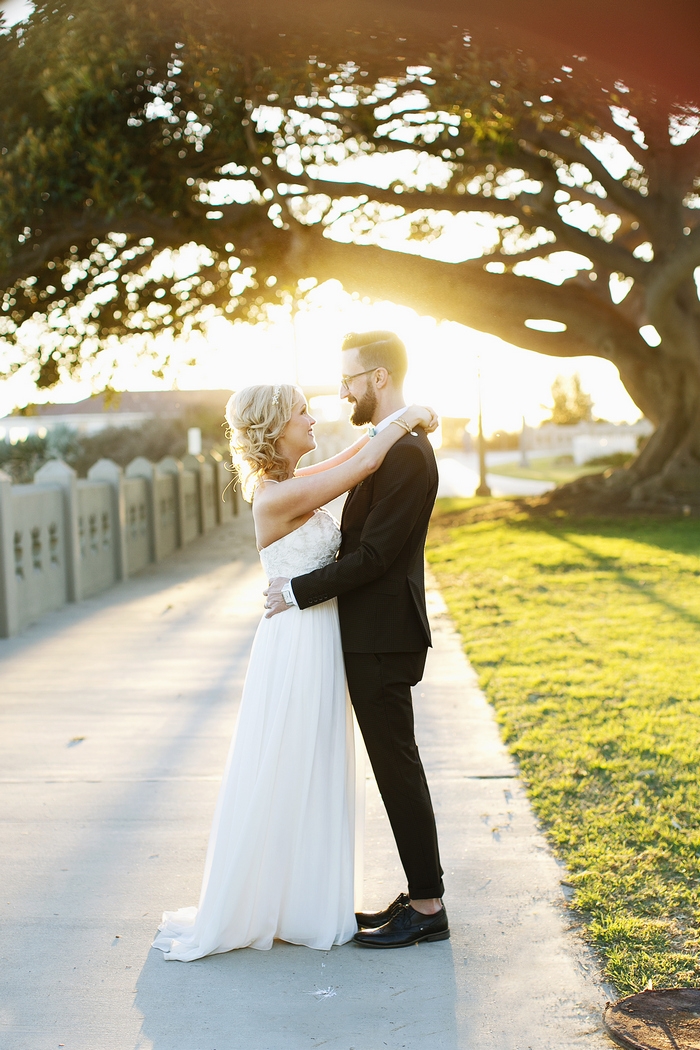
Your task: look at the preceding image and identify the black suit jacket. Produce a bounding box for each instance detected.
[291,428,438,652]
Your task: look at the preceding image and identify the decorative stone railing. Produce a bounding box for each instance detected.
[0,451,239,638]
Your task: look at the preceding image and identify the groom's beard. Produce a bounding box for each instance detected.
[348,382,378,427]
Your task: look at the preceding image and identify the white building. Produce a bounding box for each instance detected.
[0,386,341,444]
[521,419,653,463]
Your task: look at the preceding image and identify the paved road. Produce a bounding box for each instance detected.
[436,450,557,498]
[0,513,612,1050]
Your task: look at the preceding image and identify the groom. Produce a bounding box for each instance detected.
[265,330,448,948]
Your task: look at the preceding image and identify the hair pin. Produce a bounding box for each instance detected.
[272,385,280,405]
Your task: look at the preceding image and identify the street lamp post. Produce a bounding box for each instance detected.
[476,357,491,497]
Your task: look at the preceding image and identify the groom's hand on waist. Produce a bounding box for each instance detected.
[263,577,295,618]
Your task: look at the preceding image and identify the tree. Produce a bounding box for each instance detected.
[1,0,699,506]
[545,374,594,426]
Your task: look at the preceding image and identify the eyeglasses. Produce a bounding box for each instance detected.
[340,367,390,387]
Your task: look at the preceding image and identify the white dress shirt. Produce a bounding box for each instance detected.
[367,406,408,437]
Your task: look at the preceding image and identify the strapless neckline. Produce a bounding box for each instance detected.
[258,508,341,581]
[258,510,319,553]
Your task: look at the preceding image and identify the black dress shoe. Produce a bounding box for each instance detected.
[353,902,449,948]
[355,892,410,929]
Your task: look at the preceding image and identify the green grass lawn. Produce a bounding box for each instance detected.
[427,499,700,994]
[488,455,604,484]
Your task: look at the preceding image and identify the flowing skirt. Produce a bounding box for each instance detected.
[152,598,359,959]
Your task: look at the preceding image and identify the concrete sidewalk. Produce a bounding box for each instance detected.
[0,514,613,1050]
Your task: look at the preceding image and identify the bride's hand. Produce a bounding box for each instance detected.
[263,576,293,617]
[405,404,439,433]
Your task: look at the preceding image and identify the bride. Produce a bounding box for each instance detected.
[152,383,436,959]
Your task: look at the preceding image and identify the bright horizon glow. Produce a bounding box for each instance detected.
[0,280,642,435]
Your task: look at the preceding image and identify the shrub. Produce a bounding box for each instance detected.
[0,405,229,481]
[584,451,635,468]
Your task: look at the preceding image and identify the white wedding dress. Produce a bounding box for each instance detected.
[152,509,359,959]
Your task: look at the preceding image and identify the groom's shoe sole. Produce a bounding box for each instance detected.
[354,928,450,949]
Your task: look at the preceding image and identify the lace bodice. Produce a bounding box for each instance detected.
[259,509,341,580]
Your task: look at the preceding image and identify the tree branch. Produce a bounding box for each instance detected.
[528,127,652,222]
[296,177,639,274]
[588,103,651,167]
[0,201,266,291]
[304,142,646,272]
[303,178,532,221]
[285,230,661,420]
[646,226,700,356]
[280,227,645,358]
[534,204,647,279]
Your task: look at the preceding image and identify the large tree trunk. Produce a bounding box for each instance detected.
[546,352,700,510]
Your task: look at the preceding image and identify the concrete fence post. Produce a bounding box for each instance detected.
[182,453,204,534]
[206,450,237,521]
[34,459,82,602]
[157,456,185,548]
[182,453,218,533]
[87,459,128,581]
[206,450,223,524]
[0,470,18,638]
[125,457,157,562]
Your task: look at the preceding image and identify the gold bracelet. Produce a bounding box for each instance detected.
[390,417,413,435]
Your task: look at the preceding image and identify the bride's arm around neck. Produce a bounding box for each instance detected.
[254,405,432,543]
[294,435,368,477]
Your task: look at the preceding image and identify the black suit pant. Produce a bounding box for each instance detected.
[344,650,444,900]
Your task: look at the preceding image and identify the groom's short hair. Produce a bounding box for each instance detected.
[342,330,408,385]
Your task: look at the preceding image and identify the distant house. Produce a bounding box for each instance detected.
[0,390,235,443]
[0,385,341,444]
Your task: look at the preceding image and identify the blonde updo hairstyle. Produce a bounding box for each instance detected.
[225,384,299,501]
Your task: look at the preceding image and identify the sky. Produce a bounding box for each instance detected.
[0,297,644,442]
[0,284,640,434]
[0,0,644,433]
[0,0,30,25]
